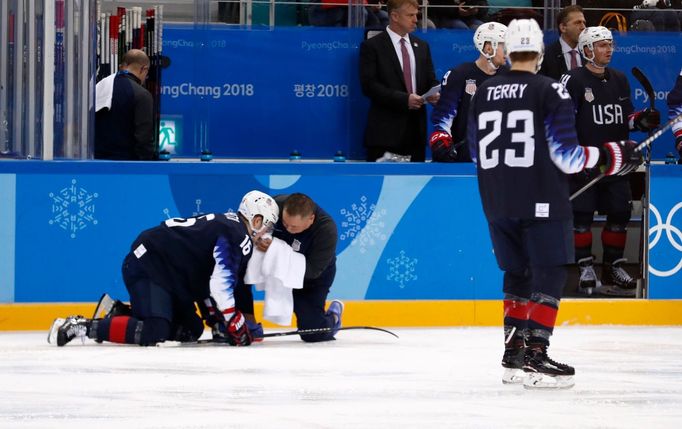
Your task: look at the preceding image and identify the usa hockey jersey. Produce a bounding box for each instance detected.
[561,66,634,148]
[130,212,253,311]
[431,62,508,161]
[468,70,597,220]
[667,68,682,145]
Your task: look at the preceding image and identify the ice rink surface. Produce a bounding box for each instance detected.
[1,326,682,429]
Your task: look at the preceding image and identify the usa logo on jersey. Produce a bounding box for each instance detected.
[465,79,477,96]
[584,87,594,102]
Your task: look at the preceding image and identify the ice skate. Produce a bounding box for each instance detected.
[326,300,344,336]
[501,335,526,385]
[577,256,600,296]
[92,293,131,319]
[47,315,91,347]
[599,259,637,297]
[522,343,575,389]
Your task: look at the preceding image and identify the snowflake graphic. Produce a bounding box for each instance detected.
[48,179,98,238]
[386,250,418,289]
[339,196,387,253]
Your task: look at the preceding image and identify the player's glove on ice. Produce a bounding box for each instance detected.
[630,108,660,132]
[601,140,642,176]
[213,311,253,346]
[429,131,458,162]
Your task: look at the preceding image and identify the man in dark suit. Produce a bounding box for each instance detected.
[359,0,440,162]
[539,5,586,81]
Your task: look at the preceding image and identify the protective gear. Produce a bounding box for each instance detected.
[676,134,682,159]
[429,130,457,162]
[197,296,225,328]
[326,300,344,337]
[473,22,507,64]
[578,26,612,66]
[600,140,642,176]
[238,190,279,234]
[48,315,91,346]
[213,311,253,346]
[577,256,600,296]
[504,19,544,69]
[630,108,661,131]
[523,343,575,389]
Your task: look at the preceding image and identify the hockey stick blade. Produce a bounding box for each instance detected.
[631,67,656,110]
[570,113,682,201]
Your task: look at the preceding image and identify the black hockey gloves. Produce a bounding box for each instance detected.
[429,131,458,162]
[631,108,661,132]
[601,140,642,176]
[213,311,253,346]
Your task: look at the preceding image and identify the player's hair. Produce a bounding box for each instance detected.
[387,0,419,15]
[556,5,583,28]
[121,49,150,67]
[509,52,539,63]
[283,193,315,218]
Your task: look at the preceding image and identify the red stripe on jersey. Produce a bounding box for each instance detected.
[504,299,529,320]
[109,316,130,343]
[602,229,626,248]
[529,303,558,329]
[574,230,592,248]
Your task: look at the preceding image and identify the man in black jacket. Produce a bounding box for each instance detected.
[359,0,440,162]
[95,49,156,160]
[539,5,586,81]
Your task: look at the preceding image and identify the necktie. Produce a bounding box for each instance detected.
[400,38,413,94]
[569,49,578,70]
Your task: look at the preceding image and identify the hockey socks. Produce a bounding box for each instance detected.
[91,316,144,344]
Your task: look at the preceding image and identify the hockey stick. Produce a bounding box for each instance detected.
[632,67,656,110]
[570,113,682,201]
[188,326,400,345]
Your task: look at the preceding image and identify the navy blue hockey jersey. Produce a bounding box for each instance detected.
[468,70,597,220]
[431,62,508,161]
[667,68,682,142]
[130,212,253,310]
[561,67,634,148]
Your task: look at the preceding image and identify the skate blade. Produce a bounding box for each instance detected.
[47,318,66,345]
[92,293,116,319]
[502,368,525,384]
[523,372,575,390]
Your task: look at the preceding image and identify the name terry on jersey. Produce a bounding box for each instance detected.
[486,83,528,101]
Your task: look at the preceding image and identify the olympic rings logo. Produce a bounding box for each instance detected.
[649,202,682,277]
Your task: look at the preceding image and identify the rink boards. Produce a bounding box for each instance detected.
[1,161,682,329]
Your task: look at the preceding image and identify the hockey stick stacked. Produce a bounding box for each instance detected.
[570,112,682,201]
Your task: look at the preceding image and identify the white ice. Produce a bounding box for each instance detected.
[1,327,682,429]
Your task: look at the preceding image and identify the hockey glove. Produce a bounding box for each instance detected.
[600,140,642,176]
[676,134,682,161]
[429,131,458,162]
[630,108,660,132]
[213,311,253,346]
[197,297,225,328]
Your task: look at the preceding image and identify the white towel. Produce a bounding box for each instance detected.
[245,237,305,326]
[95,73,116,112]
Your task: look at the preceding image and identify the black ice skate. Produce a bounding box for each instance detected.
[92,293,131,319]
[501,335,526,385]
[577,256,600,296]
[599,258,637,297]
[47,315,91,346]
[522,343,575,389]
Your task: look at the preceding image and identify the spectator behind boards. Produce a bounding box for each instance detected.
[95,49,156,160]
[359,0,440,162]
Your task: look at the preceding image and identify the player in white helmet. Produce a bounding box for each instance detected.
[562,27,660,297]
[48,190,279,348]
[430,21,508,162]
[467,18,642,389]
[668,67,682,161]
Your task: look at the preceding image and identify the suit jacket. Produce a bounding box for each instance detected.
[539,40,569,81]
[359,31,438,153]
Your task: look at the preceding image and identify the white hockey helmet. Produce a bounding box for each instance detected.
[578,26,613,60]
[473,22,507,59]
[504,18,544,56]
[238,190,279,234]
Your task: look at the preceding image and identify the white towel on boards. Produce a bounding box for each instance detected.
[244,237,305,326]
[95,73,116,112]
